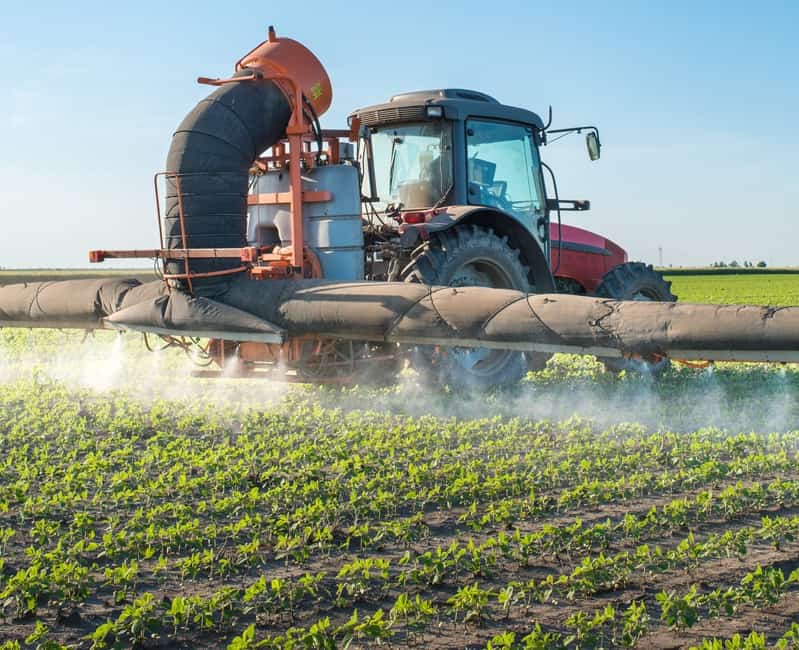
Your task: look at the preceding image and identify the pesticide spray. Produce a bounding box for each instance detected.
[4,328,794,437]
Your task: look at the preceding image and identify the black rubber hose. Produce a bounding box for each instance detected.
[164,70,292,294]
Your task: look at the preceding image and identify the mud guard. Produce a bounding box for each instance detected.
[401,206,555,293]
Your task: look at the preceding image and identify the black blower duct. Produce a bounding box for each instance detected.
[162,27,334,294]
[163,75,292,293]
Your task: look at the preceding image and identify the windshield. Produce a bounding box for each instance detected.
[368,122,453,210]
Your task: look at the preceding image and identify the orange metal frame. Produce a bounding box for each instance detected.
[89,68,325,292]
[252,130,349,172]
[208,335,394,385]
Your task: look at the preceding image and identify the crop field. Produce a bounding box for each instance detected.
[0,271,798,649]
[663,273,799,308]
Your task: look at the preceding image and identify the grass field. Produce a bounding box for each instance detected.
[664,273,799,307]
[0,270,798,649]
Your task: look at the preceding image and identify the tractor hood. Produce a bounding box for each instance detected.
[550,223,627,262]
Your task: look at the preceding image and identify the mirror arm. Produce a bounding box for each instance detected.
[539,105,553,144]
[542,125,601,159]
[546,125,600,139]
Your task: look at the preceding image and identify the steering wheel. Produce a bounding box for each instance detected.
[489,181,513,213]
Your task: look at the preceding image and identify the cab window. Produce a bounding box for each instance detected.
[466,120,544,221]
[368,122,453,210]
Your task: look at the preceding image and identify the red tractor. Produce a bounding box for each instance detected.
[340,88,676,384]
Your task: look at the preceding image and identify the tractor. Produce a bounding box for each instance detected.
[347,89,675,384]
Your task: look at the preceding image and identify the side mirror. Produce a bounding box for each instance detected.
[586,132,601,161]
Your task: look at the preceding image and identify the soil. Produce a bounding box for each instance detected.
[4,480,799,648]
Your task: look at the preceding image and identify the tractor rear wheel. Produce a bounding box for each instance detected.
[594,262,677,374]
[401,225,533,389]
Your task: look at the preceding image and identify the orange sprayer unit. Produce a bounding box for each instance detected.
[233,25,332,116]
[91,26,340,287]
[223,26,333,276]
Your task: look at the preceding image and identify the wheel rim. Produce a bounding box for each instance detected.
[450,258,512,290]
[447,258,518,377]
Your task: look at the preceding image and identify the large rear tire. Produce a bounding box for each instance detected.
[401,225,533,389]
[595,262,677,374]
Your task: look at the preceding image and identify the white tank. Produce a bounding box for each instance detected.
[247,164,364,280]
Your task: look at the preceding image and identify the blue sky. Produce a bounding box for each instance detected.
[0,0,796,268]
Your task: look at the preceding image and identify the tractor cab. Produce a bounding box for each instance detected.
[351,89,551,252]
[348,90,595,385]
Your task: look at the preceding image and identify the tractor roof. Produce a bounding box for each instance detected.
[351,89,545,129]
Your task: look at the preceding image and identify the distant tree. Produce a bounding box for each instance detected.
[729,260,740,268]
[718,261,727,267]
[757,261,767,268]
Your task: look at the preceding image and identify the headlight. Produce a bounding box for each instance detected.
[425,105,443,118]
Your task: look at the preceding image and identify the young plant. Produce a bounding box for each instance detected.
[657,586,699,630]
[447,582,494,625]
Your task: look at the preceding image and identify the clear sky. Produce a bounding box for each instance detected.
[1,0,796,268]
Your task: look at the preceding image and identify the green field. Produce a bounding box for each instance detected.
[664,273,799,307]
[0,271,798,649]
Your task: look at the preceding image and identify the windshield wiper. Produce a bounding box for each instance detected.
[388,135,403,196]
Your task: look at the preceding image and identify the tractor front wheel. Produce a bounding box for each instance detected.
[401,225,533,389]
[594,262,677,374]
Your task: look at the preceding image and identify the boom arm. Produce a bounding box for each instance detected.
[2,277,797,365]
